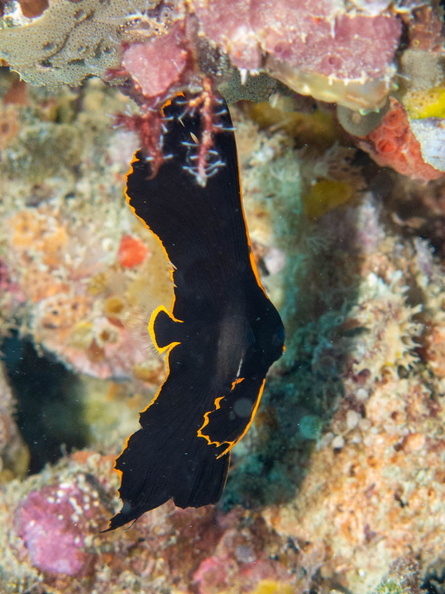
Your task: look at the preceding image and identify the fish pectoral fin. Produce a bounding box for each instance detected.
[149,305,183,352]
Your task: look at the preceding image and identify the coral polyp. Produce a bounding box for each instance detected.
[348,272,423,380]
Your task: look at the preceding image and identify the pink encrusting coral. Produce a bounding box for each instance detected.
[16,480,102,576]
[256,1,401,80]
[121,23,189,100]
[192,0,401,79]
[192,0,401,110]
[191,0,263,71]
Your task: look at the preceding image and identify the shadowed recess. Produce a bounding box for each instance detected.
[2,333,89,473]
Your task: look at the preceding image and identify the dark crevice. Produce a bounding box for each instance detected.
[2,333,90,474]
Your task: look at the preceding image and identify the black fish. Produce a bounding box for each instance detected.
[106,95,285,530]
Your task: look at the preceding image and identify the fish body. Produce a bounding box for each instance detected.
[107,96,284,530]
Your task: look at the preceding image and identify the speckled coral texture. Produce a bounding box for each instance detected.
[265,373,445,592]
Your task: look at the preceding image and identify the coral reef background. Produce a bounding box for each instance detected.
[2,0,445,593]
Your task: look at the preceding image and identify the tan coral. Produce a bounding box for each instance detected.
[16,266,69,303]
[35,293,91,330]
[265,374,445,593]
[10,208,68,262]
[9,210,42,249]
